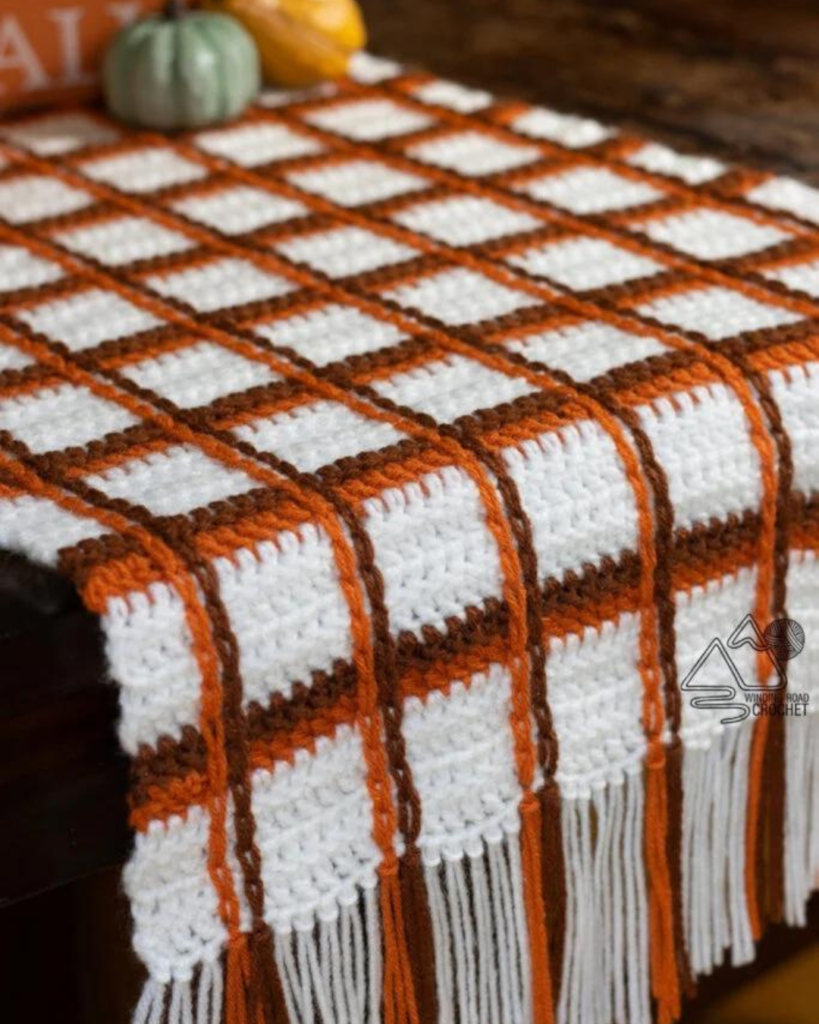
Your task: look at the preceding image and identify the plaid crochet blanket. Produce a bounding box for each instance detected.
[0,51,817,1024]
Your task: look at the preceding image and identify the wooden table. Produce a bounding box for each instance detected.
[2,0,818,1018]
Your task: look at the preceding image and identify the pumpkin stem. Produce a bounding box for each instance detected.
[163,0,186,19]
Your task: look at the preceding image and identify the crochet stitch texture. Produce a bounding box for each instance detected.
[0,51,817,1024]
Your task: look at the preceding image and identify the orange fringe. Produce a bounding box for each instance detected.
[745,713,771,940]
[645,745,681,1024]
[226,935,252,1024]
[521,792,556,1024]
[379,857,421,1024]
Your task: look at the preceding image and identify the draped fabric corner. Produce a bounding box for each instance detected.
[0,51,817,1024]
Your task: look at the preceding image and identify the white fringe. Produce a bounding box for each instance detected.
[558,769,649,1024]
[784,711,819,925]
[134,970,221,1024]
[275,891,380,1024]
[682,723,753,975]
[425,826,532,1024]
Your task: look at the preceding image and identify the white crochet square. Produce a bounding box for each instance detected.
[636,382,761,529]
[146,257,294,312]
[412,79,492,113]
[746,176,819,225]
[55,216,193,267]
[768,359,819,496]
[403,664,521,858]
[383,266,538,325]
[18,287,164,350]
[408,129,540,176]
[120,340,280,409]
[216,524,353,706]
[1,112,118,154]
[364,463,504,636]
[0,244,63,293]
[637,284,802,340]
[548,613,646,796]
[125,806,225,981]
[0,174,92,224]
[86,444,258,516]
[275,226,418,277]
[194,121,322,166]
[675,568,759,744]
[503,416,639,581]
[172,186,307,235]
[252,725,381,929]
[303,98,433,140]
[507,236,662,290]
[503,320,667,381]
[624,142,725,185]
[82,147,206,194]
[373,352,535,421]
[519,166,662,214]
[761,257,819,297]
[392,195,540,246]
[511,107,615,148]
[233,398,406,472]
[287,158,428,207]
[639,208,789,261]
[108,582,204,752]
[0,382,136,454]
[255,303,404,365]
[0,493,106,567]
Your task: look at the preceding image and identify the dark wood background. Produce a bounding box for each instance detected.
[2,0,819,1020]
[359,0,819,181]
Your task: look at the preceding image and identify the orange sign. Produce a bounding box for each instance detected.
[0,1,164,111]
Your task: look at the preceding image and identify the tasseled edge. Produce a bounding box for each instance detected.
[130,714,819,1024]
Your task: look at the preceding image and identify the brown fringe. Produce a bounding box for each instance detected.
[539,777,567,1000]
[399,847,439,1024]
[757,706,787,927]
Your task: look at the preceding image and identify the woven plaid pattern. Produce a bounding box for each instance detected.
[1,52,818,1024]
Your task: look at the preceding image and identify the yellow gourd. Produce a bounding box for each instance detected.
[206,0,366,87]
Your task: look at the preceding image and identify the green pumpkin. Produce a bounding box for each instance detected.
[103,2,261,130]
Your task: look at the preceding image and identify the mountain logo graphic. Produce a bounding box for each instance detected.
[680,615,805,725]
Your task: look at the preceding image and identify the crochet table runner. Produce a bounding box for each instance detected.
[1,52,817,1024]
